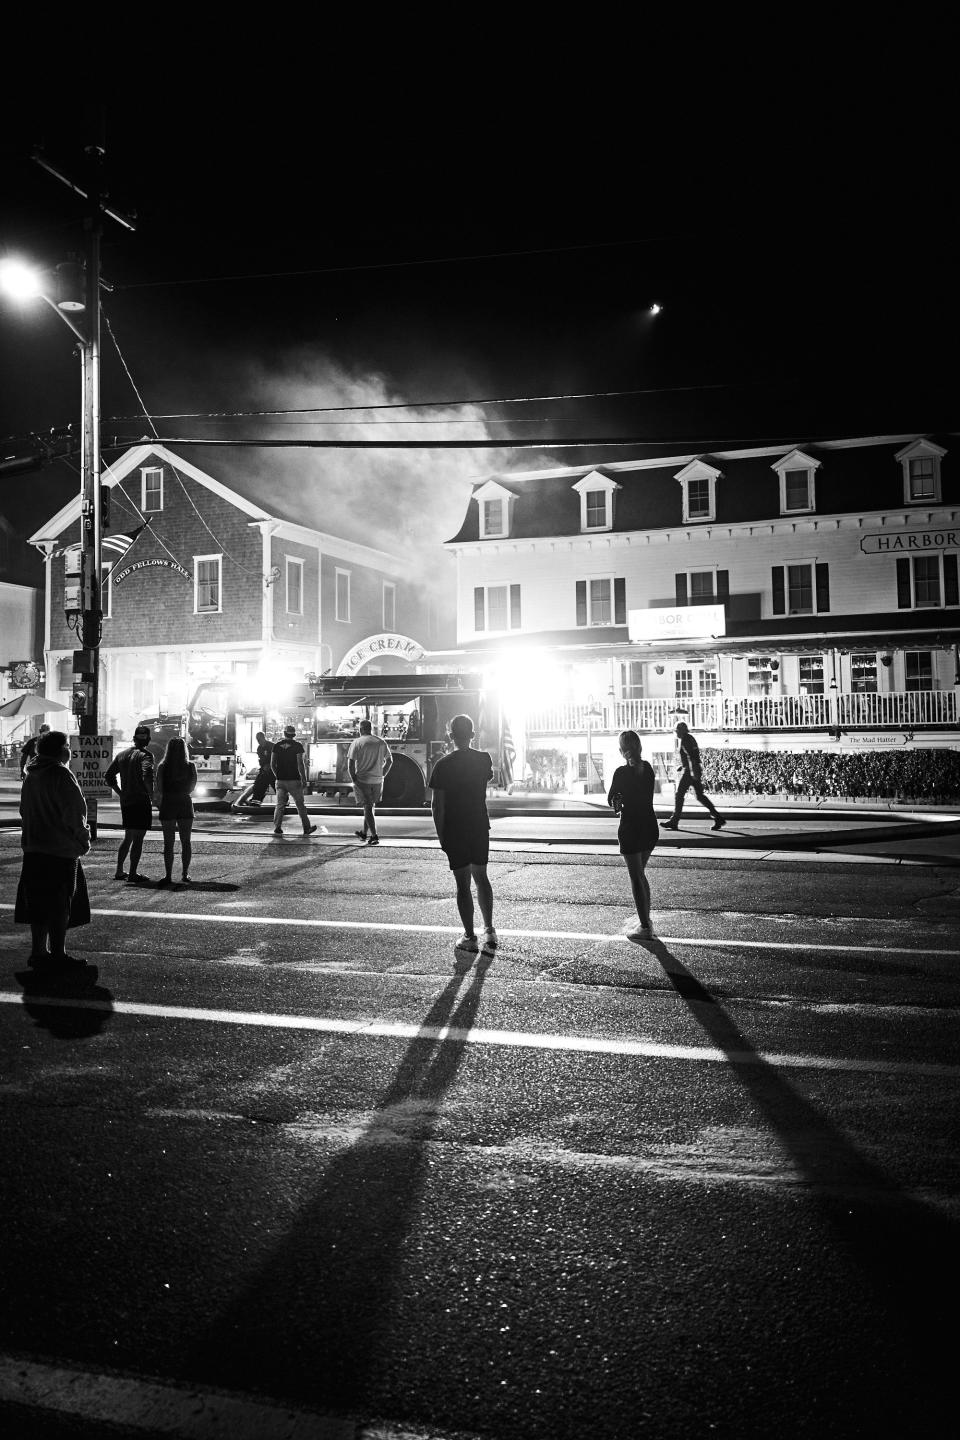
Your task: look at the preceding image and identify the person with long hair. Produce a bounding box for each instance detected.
[607,730,659,940]
[156,736,197,886]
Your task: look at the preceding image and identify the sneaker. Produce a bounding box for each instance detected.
[303,824,318,836]
[456,934,479,953]
[482,928,499,951]
[627,924,655,940]
[155,876,173,887]
[662,820,679,831]
[181,876,192,884]
[127,874,152,885]
[366,836,380,846]
[354,830,368,840]
[113,870,127,881]
[273,828,283,836]
[711,818,726,831]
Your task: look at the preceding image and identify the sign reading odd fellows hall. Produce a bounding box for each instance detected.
[112,557,191,586]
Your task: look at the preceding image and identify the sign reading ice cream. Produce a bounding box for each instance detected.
[337,633,426,676]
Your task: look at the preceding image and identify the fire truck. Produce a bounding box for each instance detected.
[309,672,503,806]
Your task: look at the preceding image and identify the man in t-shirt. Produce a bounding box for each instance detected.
[271,725,317,837]
[347,719,393,846]
[104,724,155,883]
[428,713,497,956]
[662,721,725,832]
[249,731,276,805]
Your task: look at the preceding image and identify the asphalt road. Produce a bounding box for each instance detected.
[1,822,959,1439]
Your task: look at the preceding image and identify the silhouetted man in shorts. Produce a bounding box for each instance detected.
[429,713,496,955]
[104,724,155,882]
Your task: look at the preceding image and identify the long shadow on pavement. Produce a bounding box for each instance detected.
[189,951,492,1413]
[642,935,959,1426]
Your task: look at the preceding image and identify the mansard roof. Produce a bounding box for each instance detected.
[445,434,957,544]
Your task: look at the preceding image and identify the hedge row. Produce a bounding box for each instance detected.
[700,746,960,800]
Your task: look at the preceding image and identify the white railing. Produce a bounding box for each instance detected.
[525,690,959,735]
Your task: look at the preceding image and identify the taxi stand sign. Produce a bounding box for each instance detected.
[69,735,114,798]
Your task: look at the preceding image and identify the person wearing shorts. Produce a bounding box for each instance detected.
[347,719,393,845]
[428,713,496,955]
[607,729,659,939]
[104,724,155,884]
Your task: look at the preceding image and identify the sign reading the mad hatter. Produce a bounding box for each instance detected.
[337,633,426,676]
[112,557,191,585]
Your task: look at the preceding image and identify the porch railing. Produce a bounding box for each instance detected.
[525,690,959,735]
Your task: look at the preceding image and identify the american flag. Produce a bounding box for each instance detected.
[500,716,516,787]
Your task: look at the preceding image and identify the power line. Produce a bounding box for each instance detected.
[105,434,836,452]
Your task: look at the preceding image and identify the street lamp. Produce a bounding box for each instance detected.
[0,144,134,745]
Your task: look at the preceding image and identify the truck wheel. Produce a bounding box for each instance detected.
[381,753,425,807]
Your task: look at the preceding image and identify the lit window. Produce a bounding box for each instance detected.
[483,499,503,534]
[335,569,351,622]
[286,557,303,616]
[619,661,644,700]
[474,584,521,632]
[851,654,878,693]
[896,438,945,504]
[798,655,824,695]
[748,658,774,696]
[194,555,222,614]
[142,467,163,513]
[675,668,694,701]
[700,668,719,698]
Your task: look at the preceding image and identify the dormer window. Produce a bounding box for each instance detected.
[674,459,721,524]
[572,470,620,533]
[896,438,945,504]
[474,479,517,539]
[772,449,820,515]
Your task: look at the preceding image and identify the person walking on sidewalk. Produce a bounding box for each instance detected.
[429,713,497,956]
[662,721,725,832]
[347,718,393,845]
[155,736,197,886]
[608,730,659,939]
[271,725,317,837]
[104,724,155,882]
[15,729,93,975]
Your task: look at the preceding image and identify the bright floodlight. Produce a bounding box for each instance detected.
[650,302,662,315]
[0,258,44,301]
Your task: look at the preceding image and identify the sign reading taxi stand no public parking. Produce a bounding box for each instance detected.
[69,735,114,798]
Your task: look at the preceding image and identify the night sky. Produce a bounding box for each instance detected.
[1,84,956,569]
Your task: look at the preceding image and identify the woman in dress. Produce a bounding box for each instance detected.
[156,736,198,886]
[607,729,659,939]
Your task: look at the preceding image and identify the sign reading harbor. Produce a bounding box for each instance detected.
[112,557,191,585]
[628,605,727,642]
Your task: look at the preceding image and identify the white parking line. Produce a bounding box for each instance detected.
[0,990,956,1078]
[0,1353,355,1438]
[1,902,954,958]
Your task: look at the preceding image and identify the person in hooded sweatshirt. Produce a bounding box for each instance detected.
[15,729,91,971]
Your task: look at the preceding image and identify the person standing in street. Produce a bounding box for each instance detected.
[347,718,393,845]
[155,736,198,886]
[104,724,156,883]
[608,730,659,939]
[662,720,725,831]
[429,713,497,956]
[271,725,317,837]
[19,723,50,778]
[15,729,93,975]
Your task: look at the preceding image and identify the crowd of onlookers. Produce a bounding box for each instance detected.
[699,746,960,801]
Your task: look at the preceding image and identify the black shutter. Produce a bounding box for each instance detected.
[716,570,729,602]
[614,577,626,625]
[576,580,587,626]
[815,563,830,613]
[896,558,912,609]
[772,566,785,616]
[474,587,485,631]
[944,553,959,607]
[510,583,522,629]
[675,572,688,606]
